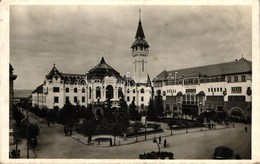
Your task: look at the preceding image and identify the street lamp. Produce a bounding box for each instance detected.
[185,117,188,133]
[144,124,147,140]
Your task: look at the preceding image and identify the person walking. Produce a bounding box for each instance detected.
[159,136,161,144]
[163,139,167,148]
[245,126,248,132]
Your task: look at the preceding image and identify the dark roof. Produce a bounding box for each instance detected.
[46,65,85,84]
[131,20,149,49]
[135,21,145,39]
[154,57,252,81]
[32,84,44,94]
[87,57,122,80]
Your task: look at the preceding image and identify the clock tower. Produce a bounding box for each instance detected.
[131,9,149,83]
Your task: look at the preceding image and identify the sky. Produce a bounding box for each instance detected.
[10,5,252,90]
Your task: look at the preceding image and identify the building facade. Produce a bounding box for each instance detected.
[153,57,252,121]
[32,13,152,114]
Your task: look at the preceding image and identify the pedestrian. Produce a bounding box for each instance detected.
[163,139,167,148]
[208,124,211,130]
[11,149,16,158]
[97,141,101,145]
[245,126,248,132]
[233,123,235,128]
[47,121,50,127]
[159,136,161,144]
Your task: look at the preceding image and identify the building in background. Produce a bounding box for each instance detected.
[9,64,17,142]
[153,57,252,121]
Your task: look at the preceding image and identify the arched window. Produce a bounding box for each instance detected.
[96,86,101,99]
[118,87,123,98]
[133,89,136,93]
[65,87,69,93]
[89,87,92,99]
[140,88,144,93]
[82,88,85,93]
[106,85,114,99]
[74,88,77,93]
[141,104,144,109]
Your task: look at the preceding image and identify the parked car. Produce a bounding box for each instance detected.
[213,146,233,159]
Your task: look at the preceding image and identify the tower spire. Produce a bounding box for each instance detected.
[139,9,141,22]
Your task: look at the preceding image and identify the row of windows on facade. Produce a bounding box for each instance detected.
[154,75,247,87]
[165,95,246,106]
[53,96,145,103]
[53,96,146,109]
[53,87,145,94]
[54,96,85,103]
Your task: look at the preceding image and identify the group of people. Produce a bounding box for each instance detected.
[10,149,20,158]
[158,136,168,148]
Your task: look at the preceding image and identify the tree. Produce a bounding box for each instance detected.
[103,99,115,124]
[111,121,123,145]
[147,99,156,120]
[18,120,40,140]
[129,100,139,120]
[132,122,142,142]
[59,101,79,131]
[154,95,164,119]
[83,119,97,144]
[85,105,95,120]
[117,97,129,130]
[13,105,24,125]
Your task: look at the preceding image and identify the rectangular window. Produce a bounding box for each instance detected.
[82,96,85,103]
[208,88,210,92]
[241,75,246,82]
[127,96,130,102]
[234,76,238,82]
[228,96,245,102]
[53,87,60,92]
[74,96,77,103]
[217,88,219,92]
[54,97,59,103]
[228,77,231,83]
[231,87,242,93]
[141,96,144,102]
[214,88,216,92]
[220,88,222,92]
[65,96,69,103]
[133,96,135,101]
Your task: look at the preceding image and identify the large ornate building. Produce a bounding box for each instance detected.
[32,12,152,114]
[153,57,252,121]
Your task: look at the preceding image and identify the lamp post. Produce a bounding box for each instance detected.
[144,124,147,140]
[185,117,188,133]
[153,138,161,153]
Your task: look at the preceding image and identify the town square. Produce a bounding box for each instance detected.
[1,2,259,163]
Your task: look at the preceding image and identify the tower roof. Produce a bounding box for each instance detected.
[131,10,149,49]
[87,57,122,80]
[135,21,145,40]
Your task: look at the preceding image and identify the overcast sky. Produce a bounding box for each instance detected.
[10,5,252,90]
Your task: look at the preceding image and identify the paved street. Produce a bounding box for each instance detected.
[10,111,251,159]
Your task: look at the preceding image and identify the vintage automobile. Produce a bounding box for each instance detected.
[213,146,233,159]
